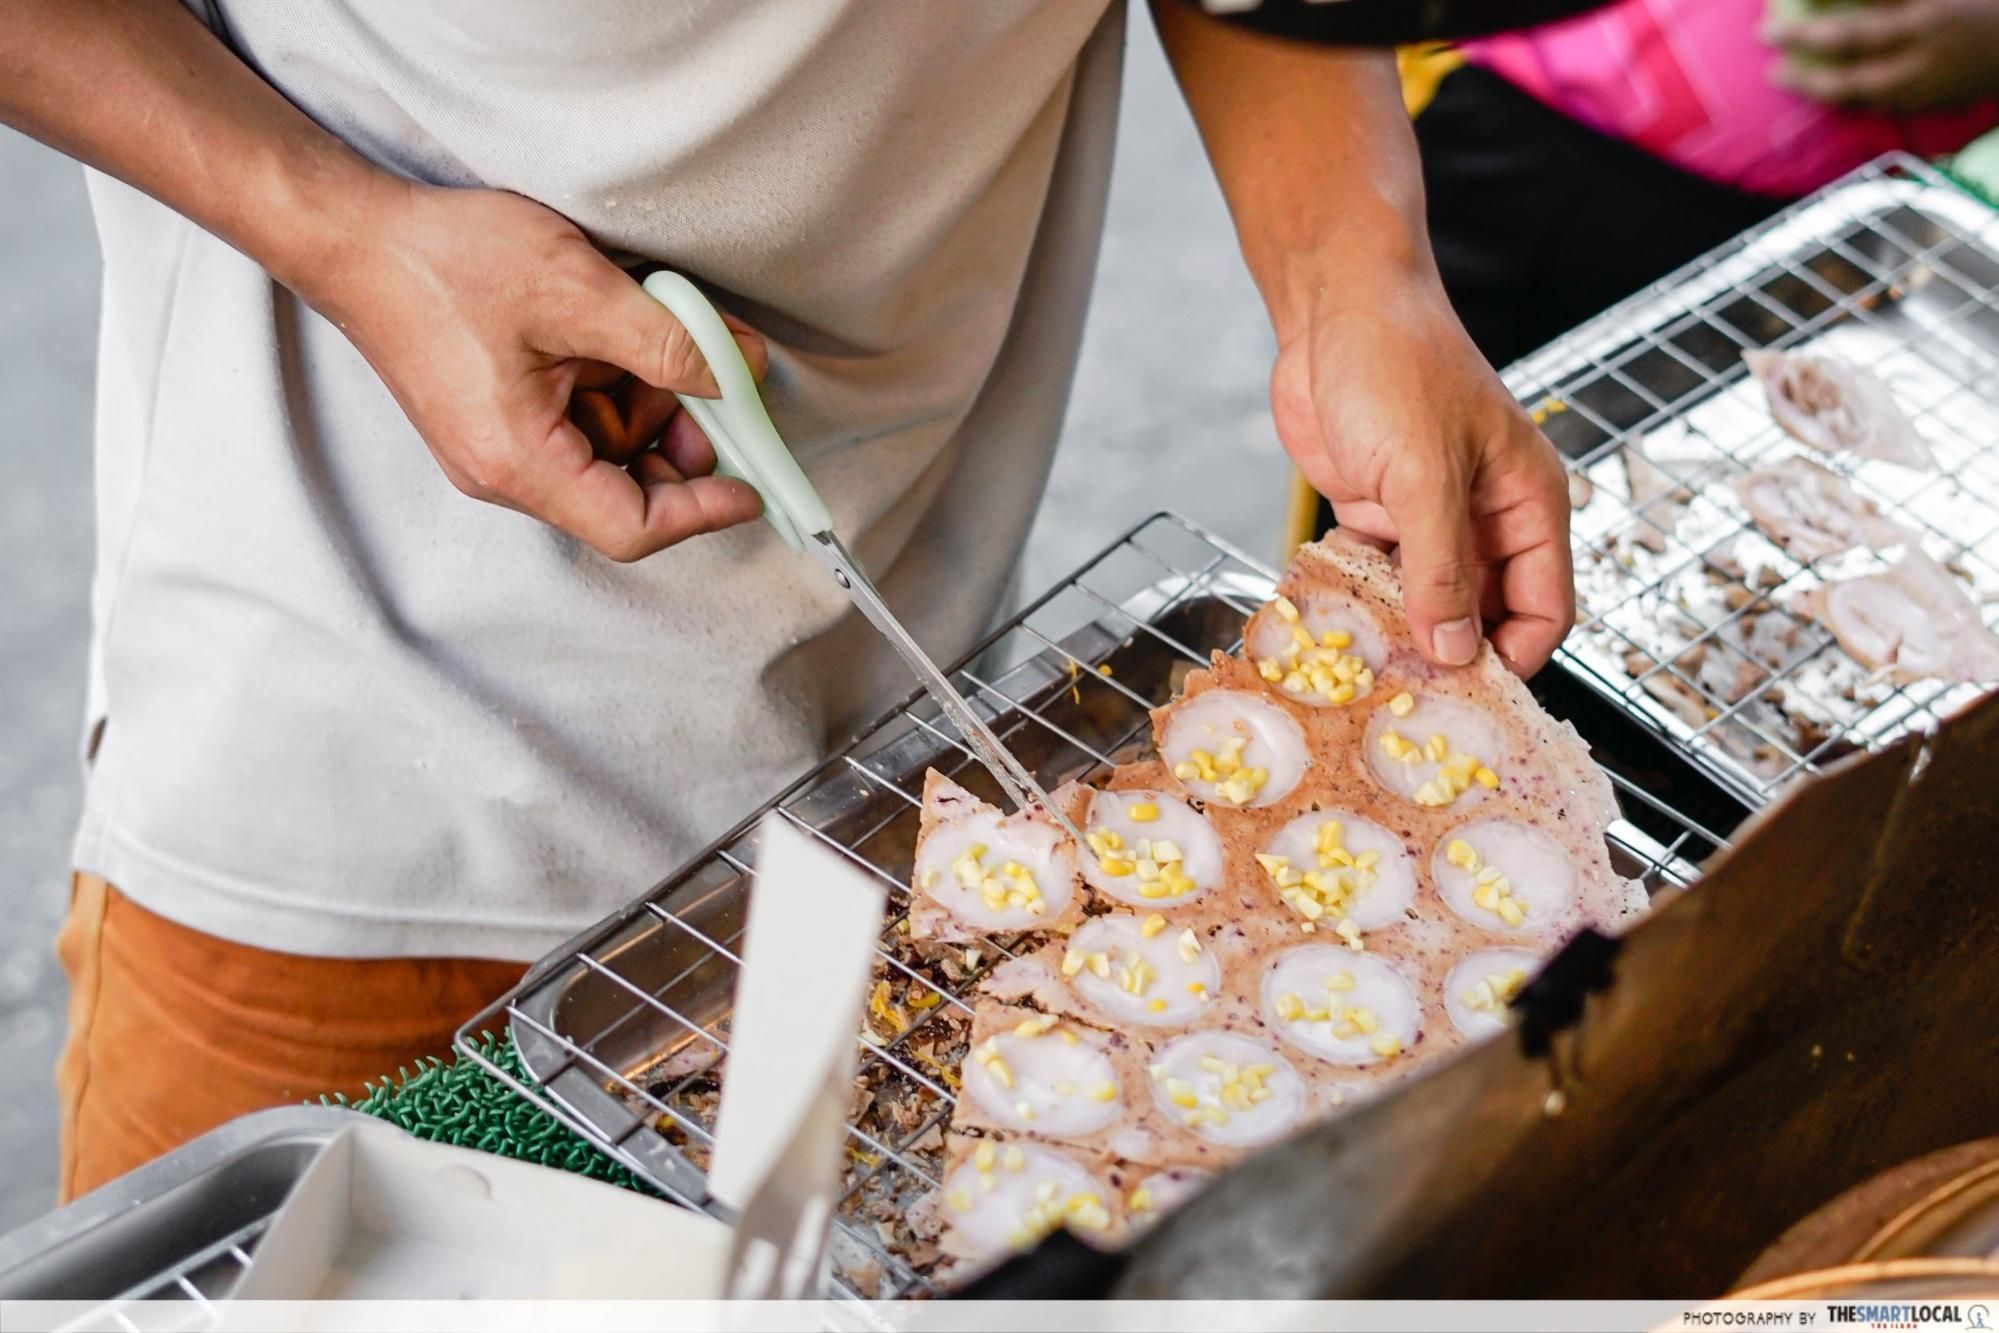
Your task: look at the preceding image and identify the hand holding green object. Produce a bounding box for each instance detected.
[296,184,771,563]
[639,271,833,551]
[1764,0,1999,110]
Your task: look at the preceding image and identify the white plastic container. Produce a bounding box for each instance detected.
[222,813,886,1313]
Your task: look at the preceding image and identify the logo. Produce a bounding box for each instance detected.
[1826,1303,1972,1328]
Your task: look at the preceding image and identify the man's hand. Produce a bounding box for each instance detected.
[1766,0,1999,110]
[1151,2,1574,674]
[1271,270,1573,674]
[0,0,766,564]
[303,182,766,562]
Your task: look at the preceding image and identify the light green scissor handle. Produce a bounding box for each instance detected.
[639,270,832,551]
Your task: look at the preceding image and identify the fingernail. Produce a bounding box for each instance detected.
[1433,618,1479,667]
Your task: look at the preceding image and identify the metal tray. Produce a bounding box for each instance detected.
[457,511,1747,1299]
[0,1106,370,1322]
[1505,153,1999,810]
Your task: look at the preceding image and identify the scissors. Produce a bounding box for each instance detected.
[641,272,1087,846]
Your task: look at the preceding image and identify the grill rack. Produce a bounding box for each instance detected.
[455,511,1737,1300]
[1505,153,1999,809]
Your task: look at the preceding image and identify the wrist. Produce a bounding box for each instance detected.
[1251,197,1440,347]
[1260,232,1445,353]
[245,137,407,314]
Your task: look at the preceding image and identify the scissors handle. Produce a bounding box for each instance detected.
[639,276,1082,837]
[638,271,832,550]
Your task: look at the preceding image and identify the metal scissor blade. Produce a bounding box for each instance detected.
[807,532,1088,846]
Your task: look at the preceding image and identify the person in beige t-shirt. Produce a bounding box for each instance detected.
[1,0,1574,1195]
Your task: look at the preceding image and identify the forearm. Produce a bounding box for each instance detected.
[1151,1,1431,337]
[0,0,390,296]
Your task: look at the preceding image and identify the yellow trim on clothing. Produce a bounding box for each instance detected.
[1398,44,1465,119]
[1282,471,1322,565]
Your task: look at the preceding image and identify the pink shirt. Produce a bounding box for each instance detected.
[1464,0,1999,198]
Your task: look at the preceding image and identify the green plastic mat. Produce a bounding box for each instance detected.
[318,1030,652,1195]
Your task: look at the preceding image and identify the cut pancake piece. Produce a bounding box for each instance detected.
[1144,1032,1307,1150]
[1796,547,1999,685]
[1432,819,1577,935]
[1744,349,1935,471]
[1062,913,1221,1028]
[1622,433,1687,554]
[1079,788,1222,908]
[937,1137,1117,1260]
[1444,947,1541,1041]
[1735,455,1906,563]
[1260,946,1421,1067]
[1363,693,1505,810]
[1256,809,1416,931]
[1242,589,1386,708]
[1158,687,1309,808]
[909,770,1082,941]
[962,1013,1124,1138]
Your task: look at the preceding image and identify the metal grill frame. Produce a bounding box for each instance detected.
[453,511,1733,1300]
[1506,153,1999,809]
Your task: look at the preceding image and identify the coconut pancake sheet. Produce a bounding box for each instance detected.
[909,534,1646,1267]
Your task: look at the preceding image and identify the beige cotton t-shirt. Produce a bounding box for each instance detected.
[73,0,1124,959]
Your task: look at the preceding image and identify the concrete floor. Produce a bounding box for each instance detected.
[0,136,99,1235]
[0,14,1286,1234]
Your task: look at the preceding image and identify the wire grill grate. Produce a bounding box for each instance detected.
[456,511,1730,1299]
[1506,154,1999,808]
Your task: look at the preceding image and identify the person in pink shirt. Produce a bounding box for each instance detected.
[1416,0,1999,368]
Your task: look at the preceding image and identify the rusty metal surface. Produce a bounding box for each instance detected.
[1111,691,1999,1299]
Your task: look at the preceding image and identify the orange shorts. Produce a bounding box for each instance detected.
[54,873,526,1203]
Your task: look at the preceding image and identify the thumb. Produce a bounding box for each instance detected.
[1388,466,1484,668]
[553,267,769,396]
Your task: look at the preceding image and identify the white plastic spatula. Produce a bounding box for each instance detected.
[708,813,886,1299]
